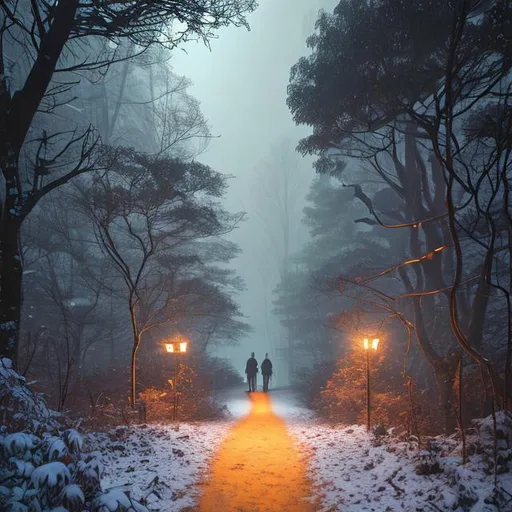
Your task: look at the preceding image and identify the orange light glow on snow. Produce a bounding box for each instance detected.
[198,393,315,511]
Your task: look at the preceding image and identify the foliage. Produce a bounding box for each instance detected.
[71,147,247,406]
[137,355,242,422]
[316,349,409,429]
[0,358,147,512]
[288,0,509,160]
[0,358,58,434]
[286,0,512,434]
[65,353,242,427]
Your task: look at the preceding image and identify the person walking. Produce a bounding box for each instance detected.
[261,353,273,392]
[245,352,258,392]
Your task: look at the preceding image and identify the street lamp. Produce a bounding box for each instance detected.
[164,336,189,422]
[164,340,188,354]
[363,337,380,432]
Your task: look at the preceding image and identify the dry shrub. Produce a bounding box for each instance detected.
[369,392,409,429]
[294,360,337,406]
[316,350,409,429]
[59,353,240,429]
[315,360,363,424]
[137,387,171,422]
[138,363,227,422]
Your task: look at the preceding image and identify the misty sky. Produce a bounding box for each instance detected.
[171,0,335,378]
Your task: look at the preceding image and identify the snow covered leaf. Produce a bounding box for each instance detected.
[129,500,149,512]
[44,437,67,461]
[91,490,148,512]
[62,430,83,454]
[2,433,39,458]
[30,462,70,489]
[11,459,35,478]
[60,484,85,512]
[74,459,102,495]
[10,486,24,501]
[0,358,21,380]
[5,501,29,512]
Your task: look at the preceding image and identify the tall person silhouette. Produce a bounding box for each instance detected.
[245,352,258,392]
[261,353,273,392]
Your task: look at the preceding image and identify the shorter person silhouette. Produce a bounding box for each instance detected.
[261,353,273,392]
[245,352,258,392]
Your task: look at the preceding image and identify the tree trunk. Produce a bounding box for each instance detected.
[7,0,79,151]
[436,367,457,433]
[0,210,23,366]
[128,300,141,409]
[130,338,141,409]
[0,0,79,365]
[454,355,467,463]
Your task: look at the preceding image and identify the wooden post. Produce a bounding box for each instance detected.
[366,349,371,432]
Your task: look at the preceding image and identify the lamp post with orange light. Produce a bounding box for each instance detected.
[363,337,380,432]
[164,336,189,422]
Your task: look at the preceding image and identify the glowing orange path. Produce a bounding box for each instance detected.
[197,392,315,512]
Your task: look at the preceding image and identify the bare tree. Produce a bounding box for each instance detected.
[76,148,244,406]
[82,47,211,156]
[406,2,512,409]
[20,196,116,410]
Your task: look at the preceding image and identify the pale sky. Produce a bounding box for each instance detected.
[171,0,336,380]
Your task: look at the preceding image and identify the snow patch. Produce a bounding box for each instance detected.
[89,421,233,510]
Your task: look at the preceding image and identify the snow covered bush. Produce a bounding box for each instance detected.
[0,358,147,512]
[411,412,512,510]
[0,357,57,433]
[471,411,512,475]
[91,490,147,512]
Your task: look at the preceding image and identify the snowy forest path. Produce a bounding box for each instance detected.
[195,391,316,511]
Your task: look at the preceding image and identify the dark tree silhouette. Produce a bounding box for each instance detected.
[287,0,512,422]
[75,147,245,406]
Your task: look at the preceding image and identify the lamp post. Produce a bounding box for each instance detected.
[164,336,189,422]
[363,337,380,432]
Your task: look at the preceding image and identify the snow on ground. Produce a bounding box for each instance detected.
[287,422,450,512]
[89,421,233,511]
[88,389,251,511]
[275,391,512,512]
[219,387,253,418]
[270,388,316,422]
[87,389,512,512]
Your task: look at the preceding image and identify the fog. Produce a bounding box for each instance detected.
[171,0,335,380]
[2,0,510,443]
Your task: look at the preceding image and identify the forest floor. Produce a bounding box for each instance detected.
[90,389,512,512]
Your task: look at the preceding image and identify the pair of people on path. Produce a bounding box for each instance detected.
[245,352,273,392]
